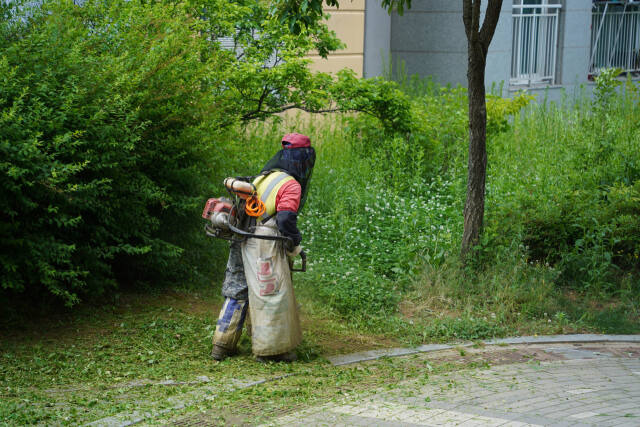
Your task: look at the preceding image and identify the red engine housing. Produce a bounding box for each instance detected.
[202,198,233,219]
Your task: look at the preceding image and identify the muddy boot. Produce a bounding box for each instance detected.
[211,344,234,361]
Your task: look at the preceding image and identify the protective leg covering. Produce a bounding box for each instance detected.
[221,241,248,300]
[212,297,248,351]
[242,218,302,356]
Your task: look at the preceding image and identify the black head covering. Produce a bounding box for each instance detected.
[261,134,315,211]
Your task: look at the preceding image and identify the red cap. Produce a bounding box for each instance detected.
[281,133,311,148]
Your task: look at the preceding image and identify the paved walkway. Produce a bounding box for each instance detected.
[265,343,640,426]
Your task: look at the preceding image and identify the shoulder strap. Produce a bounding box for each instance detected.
[259,171,291,203]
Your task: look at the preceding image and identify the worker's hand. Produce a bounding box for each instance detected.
[286,245,302,258]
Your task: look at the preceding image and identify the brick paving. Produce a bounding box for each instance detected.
[264,344,640,426]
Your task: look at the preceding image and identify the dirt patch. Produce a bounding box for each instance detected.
[418,345,566,367]
[355,342,640,369]
[581,344,640,358]
[162,291,221,316]
[398,296,460,322]
[300,315,399,356]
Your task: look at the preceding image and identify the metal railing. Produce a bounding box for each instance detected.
[590,2,640,77]
[511,4,561,85]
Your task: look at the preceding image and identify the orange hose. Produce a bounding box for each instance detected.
[245,196,266,217]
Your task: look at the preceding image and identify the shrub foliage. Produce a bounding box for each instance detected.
[488,71,640,293]
[0,0,229,304]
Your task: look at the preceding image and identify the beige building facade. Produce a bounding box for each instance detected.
[307,0,392,79]
[308,1,366,77]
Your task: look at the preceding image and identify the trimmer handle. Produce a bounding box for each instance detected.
[290,250,307,272]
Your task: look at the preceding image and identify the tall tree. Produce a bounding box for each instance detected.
[460,0,503,258]
[275,0,504,258]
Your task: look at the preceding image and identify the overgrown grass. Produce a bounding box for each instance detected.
[486,73,640,296]
[241,116,461,323]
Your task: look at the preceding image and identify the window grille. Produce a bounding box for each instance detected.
[511,0,561,85]
[213,31,279,68]
[217,36,236,52]
[590,1,640,78]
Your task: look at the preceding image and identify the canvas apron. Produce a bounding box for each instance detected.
[241,218,302,356]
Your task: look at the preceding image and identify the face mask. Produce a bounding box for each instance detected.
[261,146,316,211]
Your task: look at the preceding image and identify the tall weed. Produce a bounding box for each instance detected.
[220,72,637,334]
[487,71,640,295]
[236,116,461,320]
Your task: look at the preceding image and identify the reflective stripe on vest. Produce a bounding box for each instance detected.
[252,171,294,218]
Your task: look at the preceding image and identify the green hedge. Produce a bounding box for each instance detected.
[0,0,223,305]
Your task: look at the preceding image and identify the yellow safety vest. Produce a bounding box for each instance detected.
[252,171,295,219]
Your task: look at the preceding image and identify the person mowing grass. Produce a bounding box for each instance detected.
[211,133,315,362]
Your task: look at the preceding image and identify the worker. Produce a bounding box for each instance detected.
[211,133,315,362]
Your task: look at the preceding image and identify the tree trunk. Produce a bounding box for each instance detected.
[461,42,488,257]
[460,0,503,259]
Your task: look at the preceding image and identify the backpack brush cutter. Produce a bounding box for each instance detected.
[202,177,306,272]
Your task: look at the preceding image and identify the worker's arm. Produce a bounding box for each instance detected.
[275,180,302,247]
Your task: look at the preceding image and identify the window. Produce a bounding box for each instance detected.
[511,0,562,85]
[590,1,640,78]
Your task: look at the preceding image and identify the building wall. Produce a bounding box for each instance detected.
[387,0,594,101]
[390,0,468,86]
[388,1,512,90]
[485,4,514,93]
[308,0,366,77]
[311,0,595,102]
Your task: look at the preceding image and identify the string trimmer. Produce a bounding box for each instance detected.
[202,177,306,272]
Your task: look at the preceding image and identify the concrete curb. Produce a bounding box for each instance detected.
[327,334,640,366]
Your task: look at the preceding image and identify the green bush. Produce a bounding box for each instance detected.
[0,0,225,305]
[0,0,414,309]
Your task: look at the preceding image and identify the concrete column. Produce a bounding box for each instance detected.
[559,0,592,93]
[364,0,391,78]
[390,0,467,85]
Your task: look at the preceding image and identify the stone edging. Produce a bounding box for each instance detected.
[327,334,640,366]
